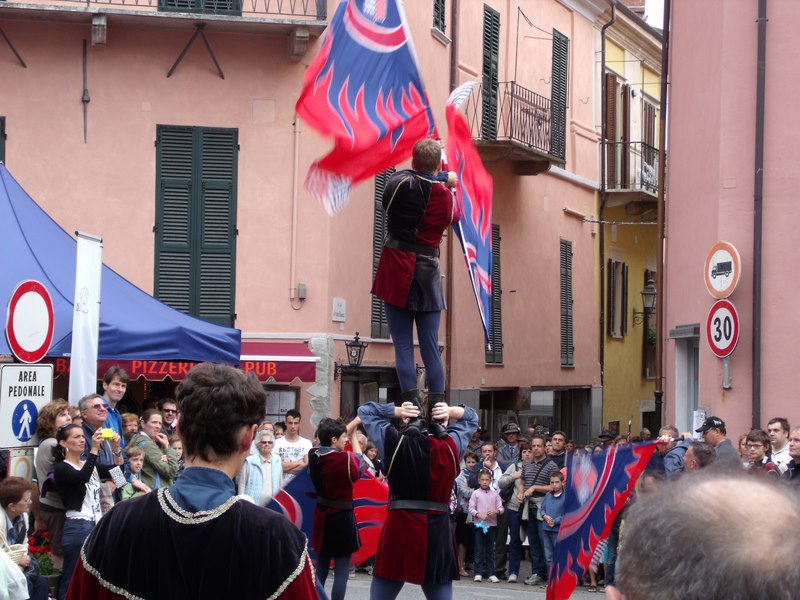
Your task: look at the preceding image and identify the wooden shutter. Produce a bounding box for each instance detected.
[621,262,629,337]
[433,0,446,33]
[0,117,5,164]
[643,100,657,171]
[485,224,503,364]
[620,84,630,188]
[197,128,237,327]
[607,259,616,337]
[550,30,569,160]
[560,239,574,367]
[155,125,237,327]
[371,169,394,339]
[605,73,618,188]
[481,5,500,141]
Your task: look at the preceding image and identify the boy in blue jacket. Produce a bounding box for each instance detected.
[539,471,566,573]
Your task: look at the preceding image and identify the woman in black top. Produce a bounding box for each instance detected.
[54,424,122,600]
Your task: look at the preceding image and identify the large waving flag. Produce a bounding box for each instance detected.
[547,442,657,600]
[445,82,494,339]
[296,0,436,215]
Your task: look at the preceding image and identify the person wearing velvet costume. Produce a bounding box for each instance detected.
[371,138,459,438]
[308,418,364,600]
[358,398,478,600]
[66,363,317,600]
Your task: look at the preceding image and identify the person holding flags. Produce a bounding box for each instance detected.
[371,138,458,438]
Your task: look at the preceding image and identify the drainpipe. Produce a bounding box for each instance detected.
[752,0,767,428]
[444,0,459,401]
[290,114,301,302]
[654,0,671,432]
[599,5,616,390]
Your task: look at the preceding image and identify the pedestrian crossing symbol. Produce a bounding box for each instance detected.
[12,400,38,443]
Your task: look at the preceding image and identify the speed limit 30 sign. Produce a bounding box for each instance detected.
[706,300,740,358]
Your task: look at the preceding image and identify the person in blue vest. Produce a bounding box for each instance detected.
[101,366,129,446]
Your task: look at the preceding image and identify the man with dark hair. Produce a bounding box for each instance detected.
[101,366,129,444]
[67,363,316,599]
[695,416,740,468]
[608,472,800,600]
[548,431,568,469]
[159,398,179,437]
[684,441,716,470]
[522,435,557,587]
[273,408,312,486]
[767,417,791,474]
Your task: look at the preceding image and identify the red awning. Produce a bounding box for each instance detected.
[47,342,318,383]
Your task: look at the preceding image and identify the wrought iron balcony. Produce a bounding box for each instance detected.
[604,141,659,208]
[462,81,566,176]
[2,0,325,18]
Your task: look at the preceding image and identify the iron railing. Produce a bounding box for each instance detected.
[604,141,659,194]
[463,81,565,160]
[27,0,326,18]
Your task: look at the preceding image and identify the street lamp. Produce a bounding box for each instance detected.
[633,279,657,325]
[335,333,368,379]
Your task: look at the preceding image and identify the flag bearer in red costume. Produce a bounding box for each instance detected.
[357,398,478,600]
[371,138,459,439]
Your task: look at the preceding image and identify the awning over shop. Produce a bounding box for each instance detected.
[46,342,319,383]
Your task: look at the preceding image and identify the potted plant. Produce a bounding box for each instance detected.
[28,531,61,595]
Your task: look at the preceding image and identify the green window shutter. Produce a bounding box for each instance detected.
[155,125,237,328]
[0,117,6,164]
[485,224,502,364]
[433,0,446,33]
[551,29,569,161]
[560,239,574,367]
[482,5,500,141]
[371,169,394,339]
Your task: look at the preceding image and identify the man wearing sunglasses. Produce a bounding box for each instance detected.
[159,399,179,437]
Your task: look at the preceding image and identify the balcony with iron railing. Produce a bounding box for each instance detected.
[604,141,659,209]
[463,81,566,175]
[0,0,326,55]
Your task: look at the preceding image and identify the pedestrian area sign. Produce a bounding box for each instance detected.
[0,363,53,447]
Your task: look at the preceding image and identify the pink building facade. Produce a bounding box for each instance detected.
[1,0,610,441]
[664,0,798,438]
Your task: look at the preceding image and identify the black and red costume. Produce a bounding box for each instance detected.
[371,169,460,310]
[308,447,362,556]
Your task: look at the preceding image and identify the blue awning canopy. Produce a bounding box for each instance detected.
[0,164,241,364]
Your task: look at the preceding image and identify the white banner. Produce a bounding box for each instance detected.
[69,232,103,405]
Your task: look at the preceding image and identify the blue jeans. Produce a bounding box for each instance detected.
[384,303,444,393]
[370,576,452,600]
[526,514,547,580]
[473,525,497,577]
[542,529,559,573]
[506,507,523,577]
[59,518,95,600]
[316,553,351,600]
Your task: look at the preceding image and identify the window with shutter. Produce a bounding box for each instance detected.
[433,0,446,33]
[0,117,5,164]
[481,5,500,141]
[607,259,628,338]
[620,84,630,188]
[605,72,619,188]
[485,224,502,364]
[560,239,574,367]
[550,30,569,161]
[371,169,394,339]
[155,125,238,327]
[642,99,658,171]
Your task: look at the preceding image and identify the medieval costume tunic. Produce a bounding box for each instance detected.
[67,467,316,600]
[358,402,478,585]
[308,447,363,557]
[371,169,460,311]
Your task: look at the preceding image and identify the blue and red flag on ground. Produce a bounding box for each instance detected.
[295,0,436,215]
[547,442,657,600]
[445,82,494,340]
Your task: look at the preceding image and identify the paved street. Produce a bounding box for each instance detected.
[324,572,605,599]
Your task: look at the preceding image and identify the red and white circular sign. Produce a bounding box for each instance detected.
[704,241,741,299]
[706,299,739,358]
[5,280,55,363]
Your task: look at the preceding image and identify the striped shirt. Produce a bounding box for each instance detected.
[522,457,557,498]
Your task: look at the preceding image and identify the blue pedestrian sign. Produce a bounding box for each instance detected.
[12,400,38,443]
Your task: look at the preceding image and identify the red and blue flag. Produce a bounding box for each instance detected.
[445,82,494,339]
[296,0,436,215]
[546,442,657,599]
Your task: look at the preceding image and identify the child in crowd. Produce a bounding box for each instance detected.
[169,435,185,476]
[468,469,503,583]
[273,422,286,439]
[363,441,385,480]
[746,429,778,475]
[121,446,151,501]
[455,451,478,577]
[540,472,566,573]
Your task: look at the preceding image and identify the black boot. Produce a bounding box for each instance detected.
[427,392,449,440]
[401,389,426,437]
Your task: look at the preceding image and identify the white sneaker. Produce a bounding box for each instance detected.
[474,575,482,582]
[508,574,518,583]
[488,575,500,583]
